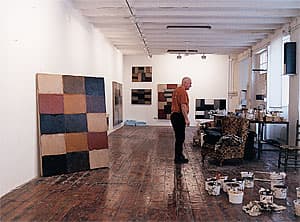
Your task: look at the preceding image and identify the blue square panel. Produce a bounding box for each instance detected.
[86,96,106,113]
[65,114,87,133]
[66,151,90,173]
[40,114,65,134]
[85,77,105,96]
[42,154,67,176]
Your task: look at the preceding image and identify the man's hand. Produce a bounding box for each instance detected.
[185,119,190,127]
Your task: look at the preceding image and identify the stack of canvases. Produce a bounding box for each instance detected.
[37,74,109,176]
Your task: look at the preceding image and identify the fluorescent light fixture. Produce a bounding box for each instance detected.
[167,49,198,54]
[167,25,212,29]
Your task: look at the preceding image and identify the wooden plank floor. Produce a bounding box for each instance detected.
[1,126,299,221]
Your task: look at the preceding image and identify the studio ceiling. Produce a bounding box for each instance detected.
[72,0,300,56]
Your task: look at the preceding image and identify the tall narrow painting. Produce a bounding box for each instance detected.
[157,84,179,119]
[37,73,109,176]
[112,81,123,126]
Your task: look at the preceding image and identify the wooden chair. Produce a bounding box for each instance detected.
[278,120,300,171]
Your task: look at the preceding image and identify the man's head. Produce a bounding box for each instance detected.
[181,77,192,90]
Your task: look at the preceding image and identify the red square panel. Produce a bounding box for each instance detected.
[39,94,64,114]
[87,132,108,150]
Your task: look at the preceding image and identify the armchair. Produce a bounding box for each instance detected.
[201,116,249,166]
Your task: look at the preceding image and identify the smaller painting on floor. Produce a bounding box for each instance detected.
[131,89,152,104]
[132,66,152,82]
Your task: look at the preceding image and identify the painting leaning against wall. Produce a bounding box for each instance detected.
[36,73,109,177]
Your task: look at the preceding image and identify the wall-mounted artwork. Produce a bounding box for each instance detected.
[132,66,152,82]
[112,81,123,126]
[131,89,151,104]
[37,73,109,176]
[157,84,179,119]
[195,99,226,119]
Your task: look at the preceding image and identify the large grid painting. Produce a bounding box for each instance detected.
[112,81,123,126]
[131,89,152,104]
[37,73,109,176]
[132,66,152,82]
[195,99,226,119]
[157,84,179,119]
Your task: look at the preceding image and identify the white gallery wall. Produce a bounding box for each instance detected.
[0,0,123,197]
[123,54,229,126]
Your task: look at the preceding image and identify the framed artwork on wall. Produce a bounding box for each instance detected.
[132,66,152,82]
[131,89,152,104]
[157,84,179,119]
[36,73,109,176]
[112,81,123,126]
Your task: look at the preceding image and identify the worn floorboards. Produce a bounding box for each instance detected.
[1,126,299,221]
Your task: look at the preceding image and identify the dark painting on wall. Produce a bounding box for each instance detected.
[112,81,123,126]
[131,89,152,104]
[157,84,179,119]
[195,98,226,119]
[132,66,152,82]
[37,73,109,176]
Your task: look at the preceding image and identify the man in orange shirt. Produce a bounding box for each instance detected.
[170,77,192,164]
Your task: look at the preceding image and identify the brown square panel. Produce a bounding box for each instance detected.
[87,113,107,132]
[64,94,86,114]
[65,132,88,153]
[87,132,108,150]
[63,75,85,94]
[89,149,109,169]
[157,84,166,93]
[167,84,178,89]
[158,92,166,102]
[38,94,64,114]
[37,74,63,94]
[40,134,66,156]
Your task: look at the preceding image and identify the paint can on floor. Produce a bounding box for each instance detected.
[207,181,221,196]
[273,185,288,199]
[294,199,300,216]
[259,188,273,203]
[228,189,244,204]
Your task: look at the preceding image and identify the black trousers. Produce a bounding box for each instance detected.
[170,112,186,158]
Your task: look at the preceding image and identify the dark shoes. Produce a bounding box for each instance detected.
[174,155,189,164]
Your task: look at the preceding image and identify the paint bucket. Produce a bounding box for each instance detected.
[205,178,217,191]
[273,185,288,199]
[207,181,221,196]
[244,177,254,188]
[296,187,300,200]
[270,172,286,190]
[240,171,253,178]
[225,182,241,193]
[228,189,244,204]
[259,189,273,203]
[294,199,300,216]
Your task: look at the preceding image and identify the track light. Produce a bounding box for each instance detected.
[177,54,182,59]
[201,54,206,59]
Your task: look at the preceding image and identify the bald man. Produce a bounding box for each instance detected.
[170,77,192,164]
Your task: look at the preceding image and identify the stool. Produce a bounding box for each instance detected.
[278,120,300,171]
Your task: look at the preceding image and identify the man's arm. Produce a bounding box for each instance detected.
[181,103,190,126]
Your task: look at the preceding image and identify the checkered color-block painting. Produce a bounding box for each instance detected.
[112,82,123,126]
[195,98,226,119]
[131,89,152,105]
[157,84,179,119]
[37,73,109,176]
[132,66,152,82]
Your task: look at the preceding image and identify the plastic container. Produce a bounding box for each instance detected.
[273,185,288,199]
[205,178,217,191]
[244,177,254,188]
[228,189,244,204]
[294,199,300,216]
[259,189,273,203]
[207,181,221,196]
